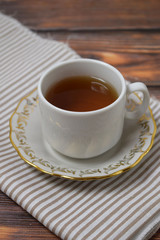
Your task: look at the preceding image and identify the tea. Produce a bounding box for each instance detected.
[45,76,118,112]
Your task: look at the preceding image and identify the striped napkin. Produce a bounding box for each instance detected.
[0,13,160,240]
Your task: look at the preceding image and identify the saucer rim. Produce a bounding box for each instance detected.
[9,88,157,181]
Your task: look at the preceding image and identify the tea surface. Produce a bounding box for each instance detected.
[45,76,118,112]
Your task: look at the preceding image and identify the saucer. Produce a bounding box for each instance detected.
[10,89,156,180]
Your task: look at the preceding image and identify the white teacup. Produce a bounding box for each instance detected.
[38,59,150,159]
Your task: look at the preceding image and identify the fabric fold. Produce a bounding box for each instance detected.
[0,13,160,240]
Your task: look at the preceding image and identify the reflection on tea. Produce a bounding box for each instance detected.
[45,76,118,112]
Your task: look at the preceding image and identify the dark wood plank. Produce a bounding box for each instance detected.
[0,191,60,240]
[0,188,160,240]
[0,29,160,239]
[0,0,160,239]
[39,31,160,85]
[1,0,160,30]
[149,87,160,100]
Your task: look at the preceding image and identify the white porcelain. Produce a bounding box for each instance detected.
[38,59,150,158]
[9,89,156,180]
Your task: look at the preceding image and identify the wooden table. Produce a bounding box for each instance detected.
[0,0,160,239]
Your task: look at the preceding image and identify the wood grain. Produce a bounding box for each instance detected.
[0,0,160,239]
[0,188,160,240]
[0,191,60,240]
[39,30,160,85]
[1,0,160,30]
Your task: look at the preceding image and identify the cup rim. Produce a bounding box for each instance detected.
[38,59,126,116]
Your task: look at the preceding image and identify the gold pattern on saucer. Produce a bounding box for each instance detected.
[10,88,157,181]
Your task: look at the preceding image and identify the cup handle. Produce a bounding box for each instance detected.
[125,82,150,119]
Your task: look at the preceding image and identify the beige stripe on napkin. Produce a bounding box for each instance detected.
[0,13,160,240]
